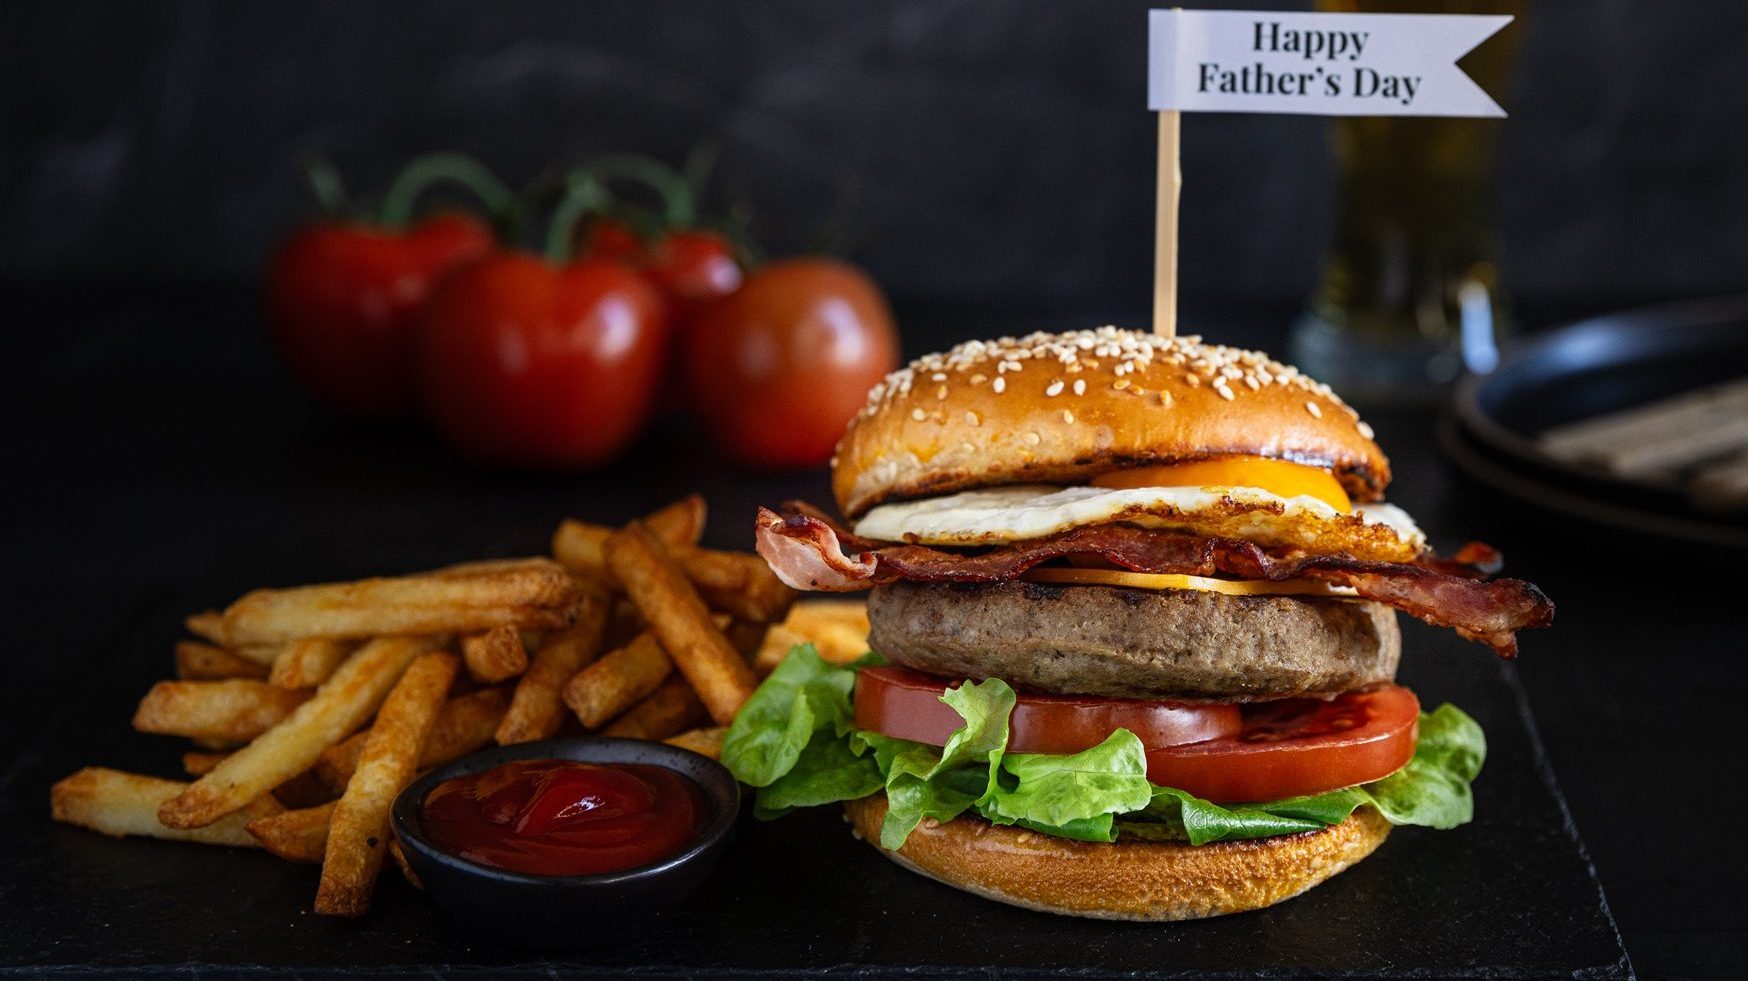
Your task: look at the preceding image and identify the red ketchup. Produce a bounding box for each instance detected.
[422,759,706,876]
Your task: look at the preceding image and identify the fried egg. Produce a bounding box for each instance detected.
[852,484,1425,563]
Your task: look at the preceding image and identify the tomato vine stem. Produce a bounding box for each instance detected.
[380,153,515,230]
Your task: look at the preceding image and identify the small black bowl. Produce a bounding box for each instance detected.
[391,737,739,948]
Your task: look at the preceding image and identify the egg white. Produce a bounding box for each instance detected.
[852,484,1425,563]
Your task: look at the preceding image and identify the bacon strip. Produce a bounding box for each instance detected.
[755,506,1553,658]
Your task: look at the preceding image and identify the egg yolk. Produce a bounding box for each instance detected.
[1090,456,1352,512]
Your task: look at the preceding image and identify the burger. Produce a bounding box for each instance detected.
[722,327,1553,920]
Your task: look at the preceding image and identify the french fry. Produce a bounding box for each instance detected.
[184,751,331,806]
[497,592,609,745]
[680,548,798,623]
[784,598,872,641]
[602,676,708,740]
[562,631,672,730]
[757,600,872,672]
[551,495,707,586]
[317,687,510,791]
[461,624,528,683]
[663,726,727,760]
[133,680,312,744]
[608,522,757,725]
[182,751,228,777]
[175,641,271,681]
[269,637,356,689]
[184,612,279,664]
[245,800,336,863]
[551,521,618,586]
[754,624,806,676]
[273,770,336,810]
[606,597,644,650]
[217,559,579,646]
[723,618,769,658]
[159,635,441,829]
[317,651,459,916]
[51,768,282,847]
[184,610,226,644]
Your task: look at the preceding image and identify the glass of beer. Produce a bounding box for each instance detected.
[1288,0,1524,402]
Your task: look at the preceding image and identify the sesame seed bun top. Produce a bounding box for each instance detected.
[830,327,1390,518]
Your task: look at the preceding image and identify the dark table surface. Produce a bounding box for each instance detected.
[4,287,1743,979]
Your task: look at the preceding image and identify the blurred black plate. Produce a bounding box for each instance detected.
[1443,295,1748,549]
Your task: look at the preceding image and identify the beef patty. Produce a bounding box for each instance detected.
[866,580,1400,701]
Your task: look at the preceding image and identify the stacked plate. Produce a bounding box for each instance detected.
[1440,295,1748,550]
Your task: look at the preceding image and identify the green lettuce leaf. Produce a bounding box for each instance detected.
[752,729,884,819]
[721,644,869,789]
[877,678,1015,849]
[1143,786,1331,845]
[978,730,1153,840]
[1361,702,1485,829]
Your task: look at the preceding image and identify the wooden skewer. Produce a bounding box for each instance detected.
[1153,109,1182,338]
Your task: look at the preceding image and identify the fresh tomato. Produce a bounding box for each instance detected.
[854,665,1243,753]
[644,230,742,314]
[416,253,668,467]
[267,213,495,417]
[1143,686,1420,802]
[577,224,740,318]
[576,218,650,268]
[683,258,900,469]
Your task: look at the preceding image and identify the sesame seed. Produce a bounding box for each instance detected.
[992,377,1006,394]
[911,408,927,422]
[1215,383,1235,401]
[970,373,987,385]
[1022,432,1041,446]
[1045,380,1065,397]
[965,411,980,426]
[1357,421,1375,439]
[1072,378,1086,396]
[1113,379,1130,391]
[1305,401,1323,419]
[1062,409,1075,424]
[936,385,948,401]
[931,372,947,382]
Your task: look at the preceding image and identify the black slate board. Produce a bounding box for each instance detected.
[0,582,1627,979]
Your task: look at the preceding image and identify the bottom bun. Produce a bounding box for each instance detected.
[843,794,1390,921]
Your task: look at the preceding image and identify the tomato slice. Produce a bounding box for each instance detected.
[1144,686,1420,802]
[853,666,1420,803]
[853,666,1243,755]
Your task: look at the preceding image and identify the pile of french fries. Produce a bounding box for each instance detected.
[49,495,869,917]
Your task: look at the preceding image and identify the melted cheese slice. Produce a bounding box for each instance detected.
[1021,567,1358,597]
[853,484,1425,564]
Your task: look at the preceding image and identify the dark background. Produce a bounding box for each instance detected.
[5,0,1747,316]
[6,2,1748,979]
